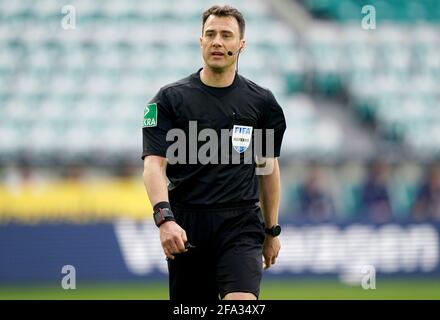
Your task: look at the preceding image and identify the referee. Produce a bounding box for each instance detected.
[142,5,286,301]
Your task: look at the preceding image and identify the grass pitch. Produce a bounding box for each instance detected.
[0,278,439,300]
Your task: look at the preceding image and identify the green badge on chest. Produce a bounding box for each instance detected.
[143,103,158,127]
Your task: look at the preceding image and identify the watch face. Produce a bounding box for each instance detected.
[272,225,281,236]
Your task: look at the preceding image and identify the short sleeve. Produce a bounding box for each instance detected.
[259,90,287,157]
[142,88,174,159]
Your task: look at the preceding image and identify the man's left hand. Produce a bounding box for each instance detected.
[262,236,280,269]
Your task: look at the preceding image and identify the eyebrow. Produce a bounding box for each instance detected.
[204,29,234,35]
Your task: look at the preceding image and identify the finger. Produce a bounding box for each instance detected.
[271,256,277,266]
[163,248,175,260]
[167,240,179,255]
[174,238,187,253]
[163,240,177,256]
[264,256,272,270]
[181,229,188,243]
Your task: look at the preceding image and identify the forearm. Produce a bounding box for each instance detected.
[143,156,188,259]
[258,158,281,227]
[143,157,169,206]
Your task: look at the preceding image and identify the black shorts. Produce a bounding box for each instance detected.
[168,203,266,301]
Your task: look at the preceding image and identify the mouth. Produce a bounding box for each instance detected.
[211,51,225,57]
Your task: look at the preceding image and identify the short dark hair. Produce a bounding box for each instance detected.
[202,5,245,39]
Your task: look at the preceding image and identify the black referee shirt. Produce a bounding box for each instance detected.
[142,68,286,207]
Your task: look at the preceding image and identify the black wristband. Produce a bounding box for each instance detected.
[153,201,175,227]
[153,201,172,212]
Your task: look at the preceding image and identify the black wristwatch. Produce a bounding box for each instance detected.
[153,203,176,227]
[265,224,282,237]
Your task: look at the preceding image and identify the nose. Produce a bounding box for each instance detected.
[211,34,223,48]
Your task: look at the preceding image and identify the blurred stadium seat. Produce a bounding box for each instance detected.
[0,0,347,163]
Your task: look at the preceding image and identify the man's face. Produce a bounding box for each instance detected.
[200,15,245,71]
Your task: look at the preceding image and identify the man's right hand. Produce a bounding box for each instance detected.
[159,221,188,260]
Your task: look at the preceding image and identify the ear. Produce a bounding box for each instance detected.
[239,39,246,52]
[199,36,203,48]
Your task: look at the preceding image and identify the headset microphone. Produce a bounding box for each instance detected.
[227,47,241,56]
[226,46,242,73]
